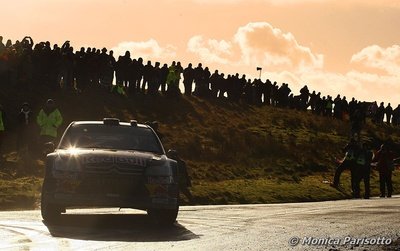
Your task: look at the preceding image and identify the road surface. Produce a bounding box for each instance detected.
[0,196,399,250]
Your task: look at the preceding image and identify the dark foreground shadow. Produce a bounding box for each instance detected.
[43,213,199,242]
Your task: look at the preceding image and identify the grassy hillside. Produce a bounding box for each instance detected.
[1,84,400,209]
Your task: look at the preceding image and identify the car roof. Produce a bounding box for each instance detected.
[71,121,150,128]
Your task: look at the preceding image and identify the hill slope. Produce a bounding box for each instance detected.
[1,84,399,208]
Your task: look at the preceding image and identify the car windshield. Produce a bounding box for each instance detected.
[58,124,163,154]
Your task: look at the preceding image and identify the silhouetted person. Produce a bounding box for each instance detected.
[59,41,75,89]
[324,96,333,117]
[373,144,395,198]
[393,105,400,126]
[17,102,34,152]
[309,91,320,114]
[0,36,5,54]
[99,47,114,88]
[332,139,358,189]
[168,150,194,204]
[74,47,87,90]
[134,57,144,92]
[149,61,161,95]
[159,63,169,94]
[193,63,203,95]
[376,102,385,124]
[175,61,183,87]
[183,63,195,96]
[333,95,342,119]
[142,60,153,93]
[209,70,220,98]
[201,66,211,97]
[117,51,131,87]
[352,142,373,199]
[299,85,309,110]
[385,103,393,124]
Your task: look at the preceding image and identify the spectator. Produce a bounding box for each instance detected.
[385,103,393,125]
[372,143,395,198]
[36,99,63,145]
[17,102,34,152]
[183,63,195,96]
[168,150,194,204]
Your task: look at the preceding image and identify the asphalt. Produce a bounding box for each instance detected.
[0,196,399,251]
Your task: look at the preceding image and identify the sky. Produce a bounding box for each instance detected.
[2,0,400,106]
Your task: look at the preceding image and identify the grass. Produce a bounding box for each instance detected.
[0,175,42,210]
[188,172,400,205]
[1,85,400,209]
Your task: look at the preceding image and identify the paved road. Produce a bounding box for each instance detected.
[0,197,399,251]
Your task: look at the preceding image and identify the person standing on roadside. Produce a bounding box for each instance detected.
[168,150,194,204]
[352,142,373,199]
[17,102,34,152]
[372,143,395,198]
[36,99,63,145]
[331,139,359,189]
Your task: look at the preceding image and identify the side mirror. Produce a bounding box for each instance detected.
[44,142,55,154]
[167,149,178,159]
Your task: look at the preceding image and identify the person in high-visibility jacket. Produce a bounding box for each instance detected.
[111,82,127,97]
[166,62,181,97]
[36,99,63,143]
[166,62,177,86]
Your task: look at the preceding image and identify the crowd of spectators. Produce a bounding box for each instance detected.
[1,36,399,127]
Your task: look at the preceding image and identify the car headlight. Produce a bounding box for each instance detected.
[53,155,81,171]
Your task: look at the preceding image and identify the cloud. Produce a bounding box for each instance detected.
[187,22,323,72]
[111,39,177,61]
[234,22,323,71]
[184,23,400,105]
[351,45,400,76]
[187,35,233,64]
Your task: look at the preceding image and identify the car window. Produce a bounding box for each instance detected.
[59,124,163,154]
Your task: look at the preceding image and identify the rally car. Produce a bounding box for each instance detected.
[41,118,179,225]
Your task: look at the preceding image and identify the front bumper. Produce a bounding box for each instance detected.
[43,192,178,210]
[42,176,179,210]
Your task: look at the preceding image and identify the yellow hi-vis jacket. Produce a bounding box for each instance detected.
[111,85,127,96]
[0,111,4,131]
[36,108,63,138]
[167,66,178,86]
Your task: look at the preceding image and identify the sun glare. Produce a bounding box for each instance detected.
[67,146,79,155]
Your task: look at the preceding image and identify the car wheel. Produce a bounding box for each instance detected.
[147,206,179,226]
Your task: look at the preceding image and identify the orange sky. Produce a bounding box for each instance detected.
[2,0,400,106]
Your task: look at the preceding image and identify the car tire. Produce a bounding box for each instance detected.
[147,206,179,226]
